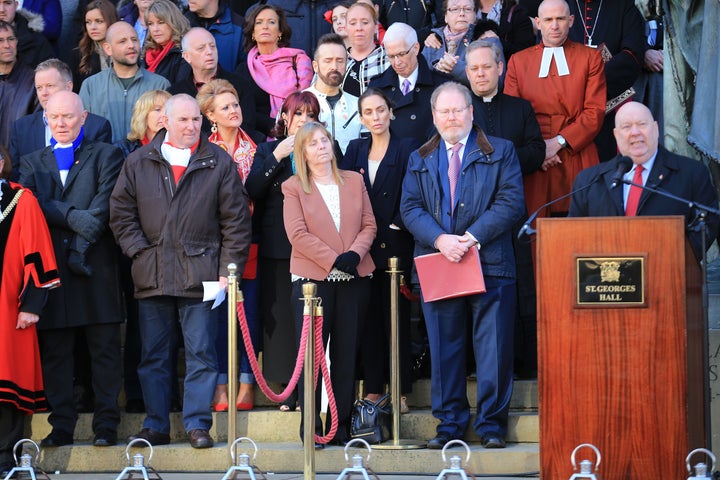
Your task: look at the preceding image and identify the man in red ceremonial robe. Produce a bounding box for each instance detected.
[504,0,606,216]
[0,147,59,475]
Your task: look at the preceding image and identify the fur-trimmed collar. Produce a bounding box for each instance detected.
[17,8,45,33]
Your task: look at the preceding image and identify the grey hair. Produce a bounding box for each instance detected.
[465,39,503,65]
[382,22,417,47]
[430,81,473,110]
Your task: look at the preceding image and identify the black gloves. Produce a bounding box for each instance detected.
[67,208,104,242]
[333,251,361,277]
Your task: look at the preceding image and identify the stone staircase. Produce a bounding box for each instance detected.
[27,379,539,476]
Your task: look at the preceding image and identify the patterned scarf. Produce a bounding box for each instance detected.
[246,46,313,117]
[51,127,85,185]
[208,129,257,183]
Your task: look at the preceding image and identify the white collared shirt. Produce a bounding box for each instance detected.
[398,66,420,93]
[622,152,657,208]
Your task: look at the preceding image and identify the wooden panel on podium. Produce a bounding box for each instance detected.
[536,216,707,480]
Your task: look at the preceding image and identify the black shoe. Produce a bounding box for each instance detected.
[427,434,451,449]
[127,428,170,446]
[314,442,325,450]
[125,399,146,413]
[41,430,74,447]
[481,434,506,449]
[93,436,117,447]
[187,429,214,449]
[0,462,15,477]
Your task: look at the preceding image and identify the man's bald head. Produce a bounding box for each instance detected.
[537,0,571,17]
[105,21,135,44]
[181,27,218,75]
[46,91,88,144]
[613,101,659,165]
[536,0,573,47]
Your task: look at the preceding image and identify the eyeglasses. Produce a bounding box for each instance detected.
[447,6,475,14]
[386,47,413,62]
[0,35,17,45]
[433,105,470,118]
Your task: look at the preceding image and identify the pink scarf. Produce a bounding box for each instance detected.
[247,46,314,117]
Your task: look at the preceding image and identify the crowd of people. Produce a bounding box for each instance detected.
[0,0,714,471]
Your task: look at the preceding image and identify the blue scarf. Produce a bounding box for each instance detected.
[51,127,85,173]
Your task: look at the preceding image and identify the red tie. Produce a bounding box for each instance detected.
[625,164,644,216]
[449,143,462,212]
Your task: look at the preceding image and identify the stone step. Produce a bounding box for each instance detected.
[235,379,538,411]
[29,409,538,444]
[35,441,540,475]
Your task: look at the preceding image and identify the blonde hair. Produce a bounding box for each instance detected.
[196,79,239,117]
[127,89,171,141]
[143,0,190,52]
[294,122,344,194]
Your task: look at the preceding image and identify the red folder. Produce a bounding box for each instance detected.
[414,247,486,302]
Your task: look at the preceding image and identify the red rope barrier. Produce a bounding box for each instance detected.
[236,300,339,444]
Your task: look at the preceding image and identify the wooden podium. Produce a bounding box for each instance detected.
[536,216,708,479]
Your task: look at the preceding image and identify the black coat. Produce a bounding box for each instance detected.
[471,92,544,175]
[340,134,419,270]
[18,141,125,328]
[567,0,646,100]
[68,48,103,93]
[368,55,450,145]
[9,111,113,181]
[568,147,720,259]
[244,139,293,259]
[141,46,191,85]
[14,12,53,69]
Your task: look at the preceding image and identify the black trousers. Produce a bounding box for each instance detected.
[292,276,371,443]
[38,324,121,436]
[0,404,25,467]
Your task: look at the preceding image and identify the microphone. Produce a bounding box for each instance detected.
[517,176,600,239]
[610,157,633,189]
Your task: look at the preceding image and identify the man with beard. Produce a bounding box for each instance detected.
[303,33,361,154]
[79,21,170,143]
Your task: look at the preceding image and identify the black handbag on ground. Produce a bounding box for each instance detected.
[350,394,392,444]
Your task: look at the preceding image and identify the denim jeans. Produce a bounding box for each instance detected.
[138,296,218,433]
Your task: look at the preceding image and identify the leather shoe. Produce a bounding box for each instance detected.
[188,429,214,448]
[41,431,74,447]
[427,434,451,449]
[127,428,170,446]
[93,435,117,447]
[481,434,506,449]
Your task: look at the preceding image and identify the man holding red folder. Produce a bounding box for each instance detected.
[401,81,525,449]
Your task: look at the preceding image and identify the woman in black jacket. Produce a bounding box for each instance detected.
[140,0,190,84]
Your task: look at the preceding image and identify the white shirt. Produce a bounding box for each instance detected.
[398,66,420,93]
[622,152,657,209]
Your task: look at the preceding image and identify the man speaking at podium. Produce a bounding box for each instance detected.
[568,101,719,258]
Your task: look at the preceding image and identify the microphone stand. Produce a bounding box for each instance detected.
[621,178,720,448]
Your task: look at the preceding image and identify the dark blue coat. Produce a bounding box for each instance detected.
[340,134,419,270]
[368,55,450,145]
[568,147,720,259]
[9,111,112,182]
[401,126,525,280]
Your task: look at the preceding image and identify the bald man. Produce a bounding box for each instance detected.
[80,21,170,143]
[569,101,719,259]
[18,90,125,448]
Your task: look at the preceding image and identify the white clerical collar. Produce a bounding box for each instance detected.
[482,89,498,103]
[539,46,570,78]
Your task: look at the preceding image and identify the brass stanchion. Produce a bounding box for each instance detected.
[227,263,243,454]
[373,257,424,449]
[302,282,319,480]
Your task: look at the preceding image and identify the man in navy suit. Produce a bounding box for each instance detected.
[401,82,525,449]
[569,101,719,258]
[9,58,112,181]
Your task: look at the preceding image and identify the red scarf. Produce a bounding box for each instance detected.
[144,42,175,73]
